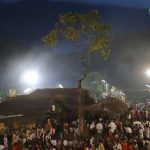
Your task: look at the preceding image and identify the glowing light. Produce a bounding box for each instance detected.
[101,80,106,83]
[22,70,39,85]
[145,69,150,77]
[145,84,150,88]
[56,84,63,88]
[24,88,34,94]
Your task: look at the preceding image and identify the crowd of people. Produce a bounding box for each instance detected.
[0,103,150,149]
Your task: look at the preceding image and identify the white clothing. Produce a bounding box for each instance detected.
[63,140,68,146]
[117,143,122,150]
[3,137,8,148]
[128,114,131,120]
[96,123,103,130]
[0,145,4,150]
[144,127,150,139]
[113,143,122,150]
[90,123,95,130]
[139,128,144,138]
[51,139,57,146]
[126,127,132,134]
[108,121,117,133]
[96,123,103,134]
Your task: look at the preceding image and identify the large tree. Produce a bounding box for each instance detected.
[43,10,111,135]
[43,10,111,87]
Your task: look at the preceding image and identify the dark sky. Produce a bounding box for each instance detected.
[0,0,150,97]
[1,0,150,7]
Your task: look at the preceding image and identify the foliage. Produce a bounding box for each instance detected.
[82,72,103,97]
[42,10,111,60]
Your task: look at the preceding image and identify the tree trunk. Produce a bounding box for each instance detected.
[77,53,87,137]
[77,79,82,88]
[78,87,84,135]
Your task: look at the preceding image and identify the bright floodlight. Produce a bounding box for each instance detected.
[101,80,106,83]
[56,84,63,88]
[22,71,38,85]
[145,85,150,88]
[58,84,63,88]
[146,69,150,77]
[24,88,34,94]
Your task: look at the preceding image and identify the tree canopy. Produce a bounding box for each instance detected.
[43,10,111,60]
[82,72,103,98]
[43,10,111,88]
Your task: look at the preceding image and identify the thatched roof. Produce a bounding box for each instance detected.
[85,97,128,116]
[0,88,95,124]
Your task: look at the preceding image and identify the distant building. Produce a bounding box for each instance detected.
[100,81,126,102]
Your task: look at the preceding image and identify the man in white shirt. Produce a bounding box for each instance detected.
[139,127,144,138]
[144,125,150,139]
[96,122,103,135]
[125,126,132,139]
[51,139,57,147]
[90,122,95,135]
[63,139,68,147]
[108,121,117,134]
[90,122,95,130]
[125,127,132,134]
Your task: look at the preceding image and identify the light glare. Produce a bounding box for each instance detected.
[22,71,38,85]
[146,69,150,77]
[24,88,34,94]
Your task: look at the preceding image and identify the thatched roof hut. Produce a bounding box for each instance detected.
[85,97,128,116]
[0,88,95,128]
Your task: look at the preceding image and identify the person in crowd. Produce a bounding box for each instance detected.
[96,121,103,137]
[98,139,105,150]
[1,101,150,150]
[113,140,122,150]
[12,142,18,150]
[108,120,117,139]
[121,140,128,150]
[125,126,132,140]
[128,143,133,150]
[3,133,8,149]
[90,122,95,135]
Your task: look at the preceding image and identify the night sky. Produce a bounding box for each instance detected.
[0,0,150,97]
